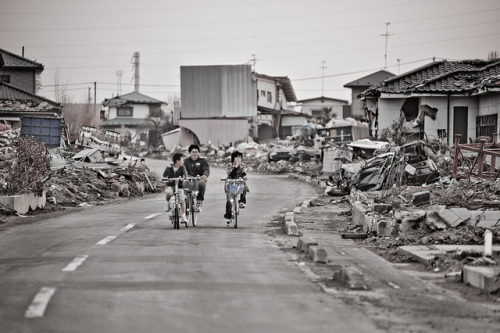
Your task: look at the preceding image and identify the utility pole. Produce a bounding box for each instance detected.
[380,22,392,70]
[397,59,400,74]
[116,70,123,95]
[320,60,327,97]
[132,52,140,92]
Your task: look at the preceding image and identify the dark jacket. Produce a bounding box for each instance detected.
[163,165,188,188]
[184,157,210,178]
[226,162,247,179]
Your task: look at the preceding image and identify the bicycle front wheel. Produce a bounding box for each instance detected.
[233,197,238,229]
[173,206,180,229]
[190,196,198,227]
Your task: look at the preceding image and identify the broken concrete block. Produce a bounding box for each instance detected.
[437,209,465,228]
[468,210,500,228]
[308,246,328,263]
[285,212,294,222]
[302,200,311,208]
[412,191,430,206]
[426,211,448,230]
[293,206,301,214]
[462,265,500,293]
[283,221,299,236]
[333,266,367,290]
[376,219,393,236]
[373,204,392,214]
[297,237,319,252]
[352,201,375,231]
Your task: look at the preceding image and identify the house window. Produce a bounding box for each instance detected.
[117,106,133,117]
[476,114,497,138]
[261,90,266,96]
[0,75,10,83]
[149,105,162,117]
[267,91,272,103]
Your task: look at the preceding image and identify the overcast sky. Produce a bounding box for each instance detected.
[1,0,499,107]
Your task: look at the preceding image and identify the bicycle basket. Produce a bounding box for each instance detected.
[225,180,244,195]
[183,179,200,192]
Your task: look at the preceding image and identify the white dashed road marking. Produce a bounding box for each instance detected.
[121,223,135,231]
[62,255,88,272]
[96,236,116,245]
[145,213,161,220]
[388,281,400,289]
[25,287,56,318]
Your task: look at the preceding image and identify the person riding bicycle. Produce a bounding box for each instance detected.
[183,144,210,210]
[163,153,188,225]
[224,150,248,226]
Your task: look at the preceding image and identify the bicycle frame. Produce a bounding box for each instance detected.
[184,176,202,227]
[221,178,244,229]
[162,177,184,229]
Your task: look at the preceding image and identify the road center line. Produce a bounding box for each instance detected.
[62,255,88,272]
[96,236,116,245]
[25,287,56,318]
[388,281,400,289]
[121,223,135,231]
[144,213,161,220]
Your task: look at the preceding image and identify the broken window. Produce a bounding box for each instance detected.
[401,97,419,121]
[476,114,497,138]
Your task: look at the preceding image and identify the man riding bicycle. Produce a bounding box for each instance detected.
[183,144,210,210]
[163,153,188,225]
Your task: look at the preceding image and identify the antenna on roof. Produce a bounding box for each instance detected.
[250,54,258,72]
[380,22,392,70]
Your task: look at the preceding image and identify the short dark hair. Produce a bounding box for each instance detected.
[188,144,200,153]
[231,150,243,163]
[173,153,184,163]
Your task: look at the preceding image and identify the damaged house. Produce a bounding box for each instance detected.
[358,58,500,145]
[0,48,63,147]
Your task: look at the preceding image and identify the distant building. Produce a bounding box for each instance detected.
[101,91,165,146]
[344,70,395,118]
[297,97,349,125]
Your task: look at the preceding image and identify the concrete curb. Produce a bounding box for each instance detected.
[462,265,500,292]
[333,266,367,290]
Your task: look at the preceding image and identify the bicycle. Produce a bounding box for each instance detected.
[221,178,245,229]
[183,175,202,227]
[162,177,186,229]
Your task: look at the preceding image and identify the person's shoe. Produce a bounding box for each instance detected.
[239,202,246,209]
[226,219,231,227]
[196,201,203,212]
[181,214,188,225]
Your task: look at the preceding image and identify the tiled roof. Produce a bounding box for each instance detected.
[0,48,44,70]
[360,59,500,97]
[103,91,164,107]
[0,81,61,113]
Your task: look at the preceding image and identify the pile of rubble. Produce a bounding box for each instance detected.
[0,129,161,217]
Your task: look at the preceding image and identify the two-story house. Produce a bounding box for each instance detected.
[0,48,63,147]
[101,91,165,146]
[344,70,395,119]
[358,59,500,144]
[256,73,308,140]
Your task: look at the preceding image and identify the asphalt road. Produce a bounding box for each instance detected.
[0,164,383,333]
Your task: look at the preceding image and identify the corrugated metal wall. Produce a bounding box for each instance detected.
[181,65,257,119]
